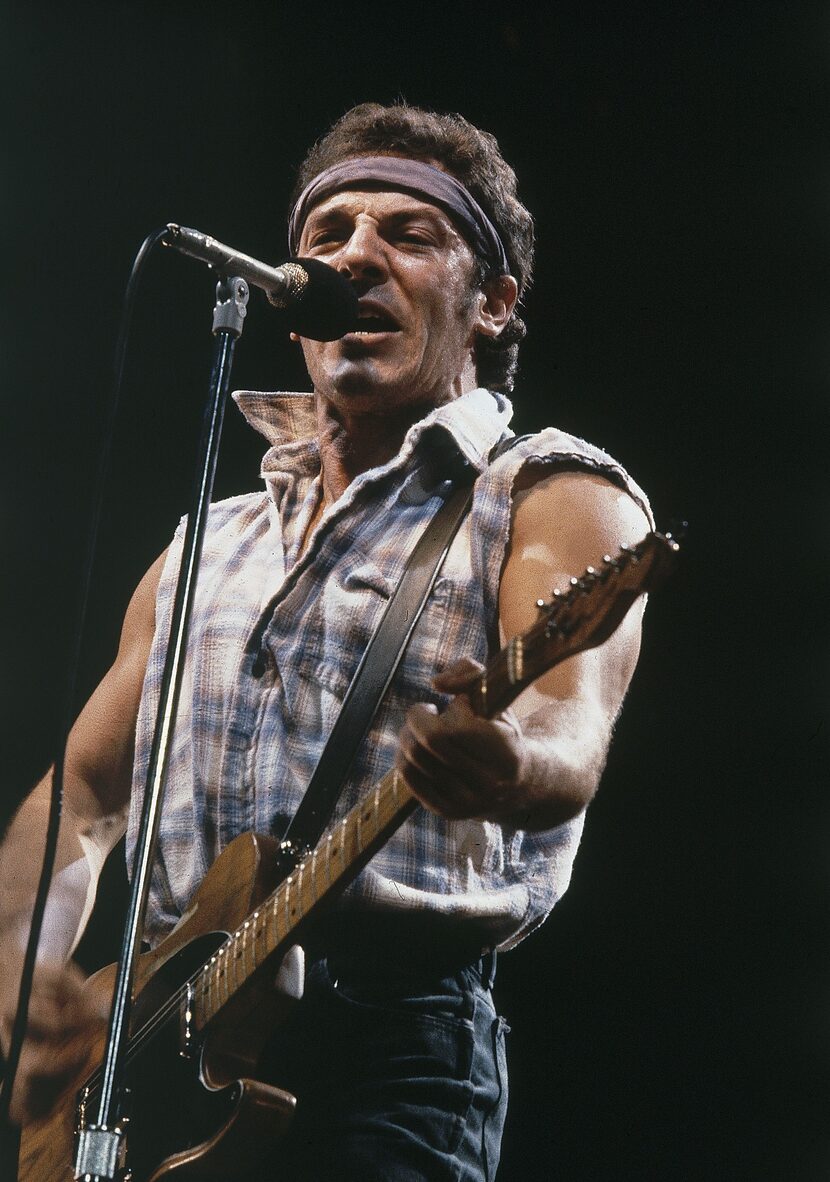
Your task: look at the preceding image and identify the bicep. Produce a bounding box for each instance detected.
[498,472,651,728]
[64,549,166,829]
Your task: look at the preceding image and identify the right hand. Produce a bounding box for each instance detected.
[1,959,107,1125]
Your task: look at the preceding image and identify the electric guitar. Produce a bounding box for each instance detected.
[18,530,679,1181]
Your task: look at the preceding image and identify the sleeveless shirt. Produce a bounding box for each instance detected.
[129,387,652,950]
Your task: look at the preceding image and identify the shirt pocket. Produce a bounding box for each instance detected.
[308,552,396,701]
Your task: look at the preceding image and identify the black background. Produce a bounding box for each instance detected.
[2,3,828,1178]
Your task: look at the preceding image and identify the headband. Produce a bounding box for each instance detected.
[288,155,510,275]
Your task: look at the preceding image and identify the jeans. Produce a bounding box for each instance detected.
[254,951,510,1181]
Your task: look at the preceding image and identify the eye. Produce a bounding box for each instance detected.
[394,226,437,248]
[307,229,342,249]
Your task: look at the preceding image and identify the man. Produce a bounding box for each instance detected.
[1,103,652,1179]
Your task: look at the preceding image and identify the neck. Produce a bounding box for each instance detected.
[314,391,465,503]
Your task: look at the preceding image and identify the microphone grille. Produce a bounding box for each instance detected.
[266,262,310,310]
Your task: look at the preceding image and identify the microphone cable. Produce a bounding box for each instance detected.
[0,227,169,1130]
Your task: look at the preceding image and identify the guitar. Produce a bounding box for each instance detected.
[19,530,678,1181]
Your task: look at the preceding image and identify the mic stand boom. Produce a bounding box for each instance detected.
[73,275,250,1181]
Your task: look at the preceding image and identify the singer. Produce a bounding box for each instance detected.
[1,103,654,1180]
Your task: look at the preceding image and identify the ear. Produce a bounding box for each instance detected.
[474,274,519,339]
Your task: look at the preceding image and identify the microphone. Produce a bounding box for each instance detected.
[163,223,359,341]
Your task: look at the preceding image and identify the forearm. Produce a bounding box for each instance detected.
[509,701,609,832]
[400,685,615,832]
[0,774,125,964]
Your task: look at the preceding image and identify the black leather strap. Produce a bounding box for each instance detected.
[281,432,530,855]
[281,475,475,852]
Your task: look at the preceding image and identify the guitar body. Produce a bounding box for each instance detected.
[19,833,298,1182]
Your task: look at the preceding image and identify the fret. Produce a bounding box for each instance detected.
[372,784,381,842]
[256,909,268,962]
[232,931,242,988]
[274,888,284,945]
[340,816,348,872]
[326,832,333,890]
[284,875,293,933]
[195,972,204,1032]
[232,929,241,988]
[217,940,227,997]
[250,912,259,969]
[310,847,319,905]
[229,931,239,994]
[300,860,308,918]
[206,956,215,1020]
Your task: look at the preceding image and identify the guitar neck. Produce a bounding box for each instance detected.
[190,767,419,1032]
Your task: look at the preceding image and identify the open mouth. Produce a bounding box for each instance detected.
[350,311,401,335]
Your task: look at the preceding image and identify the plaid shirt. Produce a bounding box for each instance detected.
[130,387,651,949]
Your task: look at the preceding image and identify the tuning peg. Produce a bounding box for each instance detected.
[537,587,565,612]
[664,518,688,547]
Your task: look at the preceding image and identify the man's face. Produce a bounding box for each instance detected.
[295,186,484,415]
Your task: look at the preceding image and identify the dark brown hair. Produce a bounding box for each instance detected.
[292,102,535,394]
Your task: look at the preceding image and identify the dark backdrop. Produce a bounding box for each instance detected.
[2,4,828,1178]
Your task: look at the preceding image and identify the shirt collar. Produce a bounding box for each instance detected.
[232,387,514,476]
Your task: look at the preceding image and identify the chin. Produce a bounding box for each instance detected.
[324,359,416,405]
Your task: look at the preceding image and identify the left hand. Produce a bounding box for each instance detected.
[396,658,530,823]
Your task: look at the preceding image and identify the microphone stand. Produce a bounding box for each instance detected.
[74,274,249,1181]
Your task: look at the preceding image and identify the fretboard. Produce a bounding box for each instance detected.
[190,767,417,1031]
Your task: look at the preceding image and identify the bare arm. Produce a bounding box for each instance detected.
[397,472,651,829]
[0,550,164,1120]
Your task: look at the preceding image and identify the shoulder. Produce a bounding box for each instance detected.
[509,469,652,580]
[493,427,654,591]
[488,427,652,525]
[167,491,272,552]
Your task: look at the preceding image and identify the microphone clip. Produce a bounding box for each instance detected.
[212,275,250,338]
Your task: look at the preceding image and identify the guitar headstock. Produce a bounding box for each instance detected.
[538,527,678,643]
[472,530,680,717]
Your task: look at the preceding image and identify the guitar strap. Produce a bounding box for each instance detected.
[279,433,528,857]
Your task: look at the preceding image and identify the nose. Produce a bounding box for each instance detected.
[336,217,388,284]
